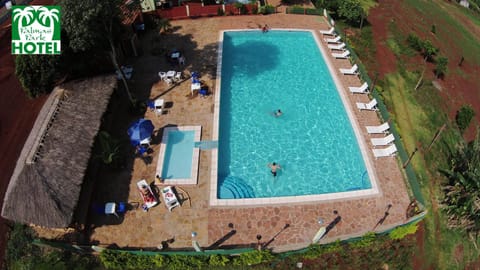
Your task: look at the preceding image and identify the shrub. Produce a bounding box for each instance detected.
[209,254,230,266]
[251,5,258,14]
[259,4,275,14]
[233,250,274,266]
[406,33,423,51]
[15,54,61,98]
[303,240,342,259]
[6,224,39,263]
[389,222,419,240]
[456,105,475,132]
[217,7,225,16]
[337,0,364,26]
[435,56,448,78]
[348,232,376,249]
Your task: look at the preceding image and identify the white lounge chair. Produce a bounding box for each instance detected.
[320,27,336,36]
[328,42,346,51]
[356,98,378,111]
[348,82,369,94]
[332,50,350,59]
[371,133,395,146]
[372,144,397,158]
[325,35,341,44]
[366,122,390,134]
[137,180,159,209]
[340,64,358,75]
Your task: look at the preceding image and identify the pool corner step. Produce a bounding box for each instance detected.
[194,140,218,150]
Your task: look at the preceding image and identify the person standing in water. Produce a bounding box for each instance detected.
[268,162,281,177]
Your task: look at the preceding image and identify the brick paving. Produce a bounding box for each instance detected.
[87,14,411,252]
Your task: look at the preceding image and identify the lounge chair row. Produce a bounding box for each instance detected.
[320,27,398,159]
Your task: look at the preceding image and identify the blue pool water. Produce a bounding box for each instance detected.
[162,130,194,179]
[218,30,371,199]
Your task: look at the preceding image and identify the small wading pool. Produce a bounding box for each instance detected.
[156,126,201,185]
[210,29,379,205]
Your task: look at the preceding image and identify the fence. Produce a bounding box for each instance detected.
[155,2,261,19]
[322,9,425,207]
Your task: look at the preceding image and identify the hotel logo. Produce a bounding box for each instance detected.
[11,6,61,55]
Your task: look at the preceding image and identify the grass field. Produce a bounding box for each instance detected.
[354,0,480,268]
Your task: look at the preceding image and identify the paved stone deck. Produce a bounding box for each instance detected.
[88,14,411,252]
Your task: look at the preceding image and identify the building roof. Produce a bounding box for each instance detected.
[1,75,117,228]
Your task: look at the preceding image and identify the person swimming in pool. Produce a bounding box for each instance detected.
[274,109,282,117]
[268,162,281,177]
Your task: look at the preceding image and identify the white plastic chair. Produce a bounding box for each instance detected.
[158,72,167,81]
[174,72,182,81]
[356,98,378,111]
[372,144,397,158]
[366,122,390,134]
[154,99,164,116]
[371,134,395,147]
[348,82,369,94]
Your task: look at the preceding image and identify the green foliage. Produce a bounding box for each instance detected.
[435,56,448,78]
[439,128,480,235]
[169,254,207,269]
[303,240,342,259]
[208,254,230,266]
[157,18,172,33]
[6,224,38,263]
[251,5,258,14]
[152,254,169,267]
[7,225,100,270]
[259,4,275,14]
[233,250,274,266]
[348,232,376,249]
[59,0,123,52]
[95,131,124,167]
[337,0,364,26]
[389,222,419,240]
[406,33,423,51]
[15,54,61,98]
[421,39,438,61]
[233,3,248,14]
[455,105,475,132]
[217,7,225,16]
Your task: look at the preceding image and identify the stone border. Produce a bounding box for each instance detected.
[156,125,202,185]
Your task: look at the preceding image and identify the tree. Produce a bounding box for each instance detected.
[421,40,438,62]
[337,0,364,26]
[456,105,475,133]
[15,54,60,98]
[435,56,448,78]
[440,129,480,236]
[59,0,134,104]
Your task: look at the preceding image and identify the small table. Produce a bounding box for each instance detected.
[105,202,118,218]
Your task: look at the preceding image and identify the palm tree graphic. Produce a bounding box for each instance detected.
[12,6,35,40]
[13,6,59,41]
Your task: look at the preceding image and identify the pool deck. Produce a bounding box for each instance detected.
[88,14,411,252]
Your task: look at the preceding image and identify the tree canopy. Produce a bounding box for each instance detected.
[440,128,480,235]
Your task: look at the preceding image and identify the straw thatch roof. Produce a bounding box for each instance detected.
[2,75,117,228]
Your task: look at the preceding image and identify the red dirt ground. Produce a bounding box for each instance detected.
[369,0,480,269]
[0,22,47,268]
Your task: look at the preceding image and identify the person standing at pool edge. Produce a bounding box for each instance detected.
[268,162,281,177]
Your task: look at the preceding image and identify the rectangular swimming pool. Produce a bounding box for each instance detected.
[211,30,379,205]
[156,126,201,185]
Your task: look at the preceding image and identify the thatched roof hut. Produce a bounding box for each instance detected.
[2,75,117,228]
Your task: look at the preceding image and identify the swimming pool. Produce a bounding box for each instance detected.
[211,29,379,205]
[156,126,201,185]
